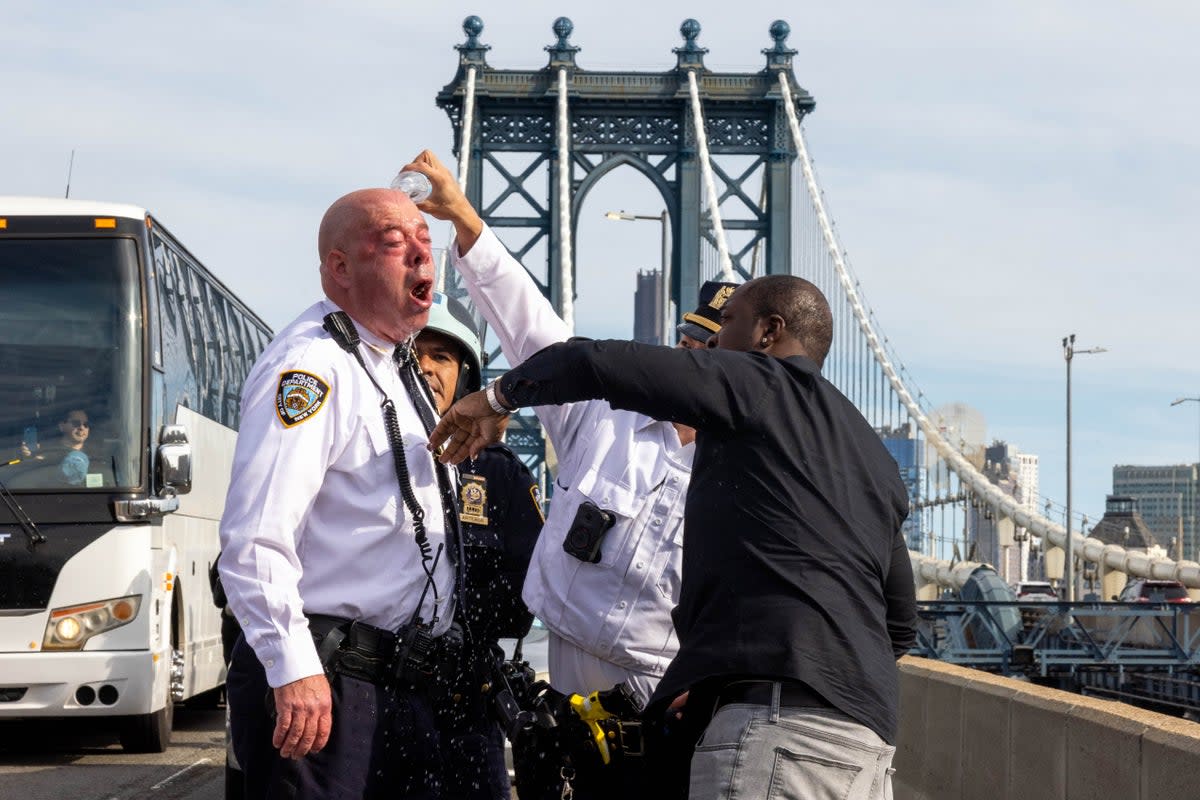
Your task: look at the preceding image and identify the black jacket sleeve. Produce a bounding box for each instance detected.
[884,529,918,658]
[499,339,779,434]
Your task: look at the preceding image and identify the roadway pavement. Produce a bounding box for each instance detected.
[0,706,225,800]
[0,629,548,799]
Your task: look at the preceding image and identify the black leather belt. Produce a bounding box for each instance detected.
[307,613,398,685]
[308,613,398,654]
[714,679,832,711]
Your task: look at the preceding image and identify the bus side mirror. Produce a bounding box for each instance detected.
[158,424,193,495]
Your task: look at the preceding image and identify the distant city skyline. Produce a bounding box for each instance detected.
[3,3,1197,538]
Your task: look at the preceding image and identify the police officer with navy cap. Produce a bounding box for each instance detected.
[415,293,543,800]
[676,281,739,350]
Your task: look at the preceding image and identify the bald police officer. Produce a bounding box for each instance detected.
[220,187,457,799]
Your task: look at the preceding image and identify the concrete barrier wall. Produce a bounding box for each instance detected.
[894,657,1200,800]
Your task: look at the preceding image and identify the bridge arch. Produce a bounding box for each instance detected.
[570,153,676,245]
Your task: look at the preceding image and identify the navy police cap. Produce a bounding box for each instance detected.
[677,280,739,343]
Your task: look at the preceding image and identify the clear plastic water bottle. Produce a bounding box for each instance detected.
[390,170,433,204]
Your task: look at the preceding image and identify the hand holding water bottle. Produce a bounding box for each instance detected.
[398,151,484,252]
[390,170,433,204]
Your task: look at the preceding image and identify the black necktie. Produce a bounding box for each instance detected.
[394,343,463,567]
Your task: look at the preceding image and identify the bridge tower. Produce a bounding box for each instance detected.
[435,16,814,476]
[436,15,814,324]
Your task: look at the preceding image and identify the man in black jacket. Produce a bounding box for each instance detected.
[429,275,917,800]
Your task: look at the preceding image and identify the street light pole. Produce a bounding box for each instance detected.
[1063,333,1107,601]
[604,210,672,345]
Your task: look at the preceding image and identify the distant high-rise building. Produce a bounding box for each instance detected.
[1013,451,1040,581]
[633,269,662,345]
[975,441,1040,583]
[881,423,929,553]
[1111,464,1198,561]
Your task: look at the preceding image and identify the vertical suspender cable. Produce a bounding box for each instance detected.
[557,68,575,333]
[777,71,1199,585]
[437,65,478,294]
[457,67,478,193]
[687,70,734,282]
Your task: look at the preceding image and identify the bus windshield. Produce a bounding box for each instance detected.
[0,237,143,490]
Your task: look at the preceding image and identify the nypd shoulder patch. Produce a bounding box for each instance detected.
[276,370,331,427]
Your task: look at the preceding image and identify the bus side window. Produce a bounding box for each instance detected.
[146,233,164,369]
[216,298,242,428]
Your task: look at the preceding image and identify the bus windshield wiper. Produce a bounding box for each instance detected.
[0,464,46,547]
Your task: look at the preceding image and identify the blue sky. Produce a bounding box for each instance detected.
[4,2,1199,527]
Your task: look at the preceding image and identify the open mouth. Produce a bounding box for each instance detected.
[411,279,434,307]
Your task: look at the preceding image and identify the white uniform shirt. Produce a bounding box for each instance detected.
[219,300,455,688]
[453,228,692,677]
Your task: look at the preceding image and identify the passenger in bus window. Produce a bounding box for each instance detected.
[54,410,92,485]
[18,409,92,486]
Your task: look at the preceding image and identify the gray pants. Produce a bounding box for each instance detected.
[689,683,895,800]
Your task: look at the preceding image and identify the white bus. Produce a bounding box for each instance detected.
[0,197,272,752]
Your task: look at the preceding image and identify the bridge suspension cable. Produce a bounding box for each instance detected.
[557,67,575,332]
[771,70,1200,589]
[456,66,478,192]
[686,70,734,282]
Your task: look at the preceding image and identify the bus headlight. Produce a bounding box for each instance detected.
[43,596,142,650]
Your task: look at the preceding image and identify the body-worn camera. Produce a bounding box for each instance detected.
[562,501,616,563]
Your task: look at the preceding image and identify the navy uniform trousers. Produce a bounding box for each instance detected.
[436,444,543,800]
[227,636,442,800]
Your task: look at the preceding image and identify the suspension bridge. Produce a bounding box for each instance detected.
[426,14,1200,796]
[431,14,1200,604]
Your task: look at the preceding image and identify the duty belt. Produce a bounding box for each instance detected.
[307,613,447,688]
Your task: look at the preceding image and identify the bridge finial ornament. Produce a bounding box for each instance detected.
[546,16,580,69]
[674,18,708,71]
[456,15,491,67]
[763,20,797,71]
